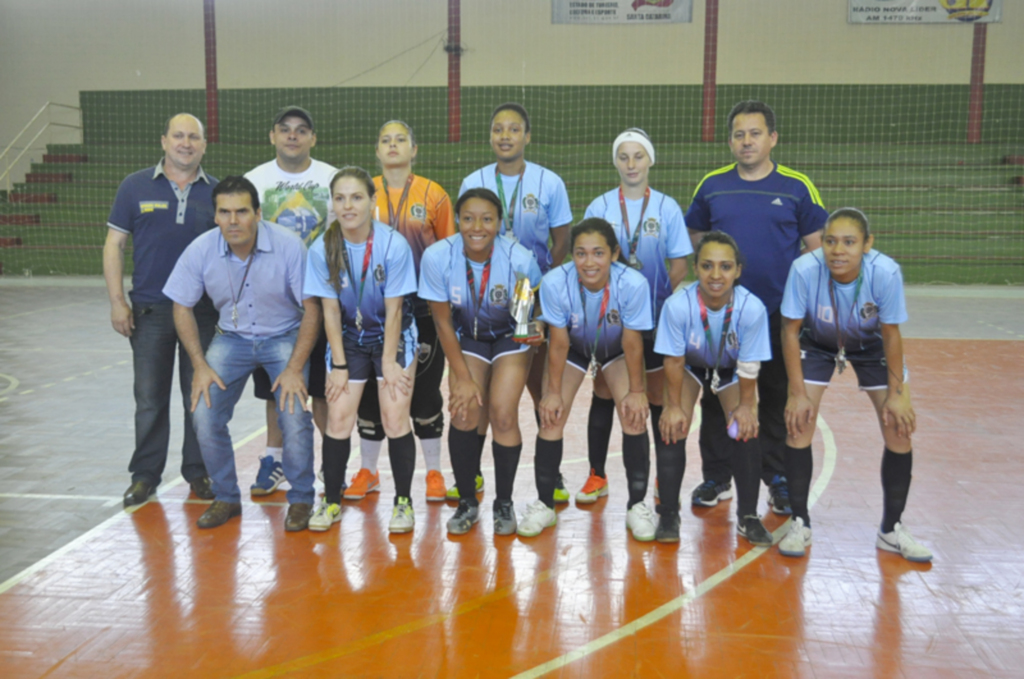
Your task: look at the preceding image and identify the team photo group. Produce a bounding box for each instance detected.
[103,98,932,563]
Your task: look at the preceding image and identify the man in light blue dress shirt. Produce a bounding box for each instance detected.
[163,176,321,531]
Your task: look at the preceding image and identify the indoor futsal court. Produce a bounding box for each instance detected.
[2,1,1023,678]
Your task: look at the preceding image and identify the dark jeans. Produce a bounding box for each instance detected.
[128,300,216,486]
[699,310,788,486]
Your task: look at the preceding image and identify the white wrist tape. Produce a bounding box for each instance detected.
[736,360,760,380]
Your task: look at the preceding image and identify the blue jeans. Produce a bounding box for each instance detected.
[128,300,216,486]
[192,328,314,504]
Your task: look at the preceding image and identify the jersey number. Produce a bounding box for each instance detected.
[688,331,703,350]
[451,285,462,306]
[817,305,834,325]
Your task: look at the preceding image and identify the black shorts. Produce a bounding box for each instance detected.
[253,329,327,400]
[566,347,624,374]
[685,365,738,391]
[643,333,663,372]
[330,336,416,383]
[460,334,530,364]
[801,342,907,391]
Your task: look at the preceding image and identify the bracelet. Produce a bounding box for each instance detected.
[331,363,348,370]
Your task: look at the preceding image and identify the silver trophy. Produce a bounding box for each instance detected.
[511,274,541,342]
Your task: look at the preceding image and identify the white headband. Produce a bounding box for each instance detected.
[613,129,655,165]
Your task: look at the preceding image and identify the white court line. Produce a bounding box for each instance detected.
[511,415,837,679]
[0,426,268,596]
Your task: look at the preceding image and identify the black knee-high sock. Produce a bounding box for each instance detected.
[322,435,351,504]
[881,448,913,533]
[493,441,522,502]
[656,437,686,515]
[730,437,762,518]
[535,437,563,509]
[622,431,650,509]
[476,432,487,477]
[785,444,813,526]
[587,395,615,478]
[449,427,482,507]
[388,432,416,500]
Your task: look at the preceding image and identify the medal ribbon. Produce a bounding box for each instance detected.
[828,270,863,354]
[618,187,650,263]
[341,228,375,320]
[383,174,414,230]
[494,166,525,236]
[696,288,734,375]
[579,279,611,366]
[464,249,493,339]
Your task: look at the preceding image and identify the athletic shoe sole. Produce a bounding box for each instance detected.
[575,486,609,504]
[876,535,933,563]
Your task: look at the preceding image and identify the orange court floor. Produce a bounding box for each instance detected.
[1,284,1023,678]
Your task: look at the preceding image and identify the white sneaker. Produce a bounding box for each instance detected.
[778,517,812,557]
[876,522,932,562]
[516,500,557,537]
[626,502,657,542]
[308,502,341,532]
[389,497,415,534]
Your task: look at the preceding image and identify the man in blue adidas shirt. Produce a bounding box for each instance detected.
[685,101,827,515]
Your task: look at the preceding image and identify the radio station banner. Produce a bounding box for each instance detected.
[849,1,1002,24]
[552,0,693,25]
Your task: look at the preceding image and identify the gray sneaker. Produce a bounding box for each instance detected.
[493,499,517,536]
[446,500,480,535]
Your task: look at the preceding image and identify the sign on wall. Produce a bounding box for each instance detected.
[849,1,1002,24]
[552,0,693,25]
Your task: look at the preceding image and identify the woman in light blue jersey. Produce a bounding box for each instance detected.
[518,218,656,541]
[655,232,773,545]
[578,128,692,505]
[303,166,420,535]
[779,208,931,562]
[419,188,543,536]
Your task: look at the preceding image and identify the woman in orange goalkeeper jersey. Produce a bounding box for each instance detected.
[344,120,457,504]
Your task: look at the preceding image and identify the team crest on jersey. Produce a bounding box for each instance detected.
[642,218,660,236]
[522,194,539,214]
[606,309,621,326]
[860,302,878,320]
[489,284,509,307]
[374,264,386,284]
[410,203,426,221]
[727,330,739,350]
[417,342,432,364]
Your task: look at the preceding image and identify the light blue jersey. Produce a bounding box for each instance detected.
[304,221,418,346]
[419,234,542,341]
[458,161,573,273]
[583,187,692,320]
[540,262,653,363]
[781,249,907,355]
[655,283,771,369]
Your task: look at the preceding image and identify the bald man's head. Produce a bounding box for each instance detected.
[161,113,207,175]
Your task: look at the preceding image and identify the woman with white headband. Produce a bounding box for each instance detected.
[575,128,692,506]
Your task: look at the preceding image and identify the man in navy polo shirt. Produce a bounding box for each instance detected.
[685,100,828,515]
[164,176,320,531]
[103,113,219,507]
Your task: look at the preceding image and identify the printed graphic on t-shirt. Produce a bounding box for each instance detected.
[260,182,330,244]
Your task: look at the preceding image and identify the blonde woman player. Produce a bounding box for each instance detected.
[345,121,457,504]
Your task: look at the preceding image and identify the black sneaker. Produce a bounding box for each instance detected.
[737,515,773,546]
[690,480,734,507]
[768,475,792,515]
[493,498,518,536]
[655,511,681,543]
[446,499,479,535]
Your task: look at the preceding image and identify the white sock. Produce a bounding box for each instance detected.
[361,439,382,473]
[421,438,442,472]
[265,446,283,463]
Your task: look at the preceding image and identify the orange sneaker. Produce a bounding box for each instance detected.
[343,468,380,501]
[425,470,447,502]
[575,469,609,504]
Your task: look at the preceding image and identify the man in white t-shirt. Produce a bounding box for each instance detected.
[244,106,337,495]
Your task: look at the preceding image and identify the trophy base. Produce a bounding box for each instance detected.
[513,322,542,343]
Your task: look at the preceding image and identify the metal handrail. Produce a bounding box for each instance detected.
[0,102,83,191]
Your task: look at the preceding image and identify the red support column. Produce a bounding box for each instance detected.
[967,23,987,144]
[700,0,720,143]
[203,0,220,143]
[446,0,462,143]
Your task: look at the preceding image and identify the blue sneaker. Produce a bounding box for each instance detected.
[768,475,792,515]
[251,455,285,496]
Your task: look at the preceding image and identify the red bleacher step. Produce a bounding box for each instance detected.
[10,193,57,204]
[1004,156,1024,166]
[0,215,40,225]
[0,237,23,247]
[42,154,88,163]
[26,172,73,183]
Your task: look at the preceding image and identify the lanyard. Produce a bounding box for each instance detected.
[618,187,650,262]
[579,279,611,365]
[342,228,375,325]
[383,174,414,230]
[226,233,257,329]
[464,249,493,340]
[828,270,863,354]
[494,166,525,236]
[696,288,734,391]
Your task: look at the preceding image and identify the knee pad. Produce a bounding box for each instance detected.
[357,416,386,441]
[413,412,445,439]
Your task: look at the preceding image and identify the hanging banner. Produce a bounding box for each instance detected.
[849,1,1002,24]
[552,0,693,25]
